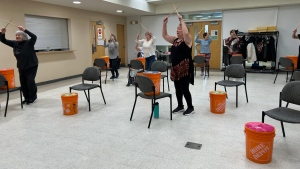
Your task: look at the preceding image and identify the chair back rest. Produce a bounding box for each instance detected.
[279,57,293,68]
[151,61,167,72]
[136,75,154,93]
[230,56,244,64]
[0,74,7,88]
[281,81,300,105]
[130,60,144,70]
[94,58,106,67]
[225,64,245,78]
[194,56,205,64]
[82,67,100,81]
[293,71,300,81]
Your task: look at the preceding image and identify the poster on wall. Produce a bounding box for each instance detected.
[97,39,104,46]
[211,30,218,40]
[97,28,103,39]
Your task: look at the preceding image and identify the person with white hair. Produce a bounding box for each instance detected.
[0,26,38,104]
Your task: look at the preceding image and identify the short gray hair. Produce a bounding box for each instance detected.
[16,31,28,41]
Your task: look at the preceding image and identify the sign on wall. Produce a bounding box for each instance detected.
[97,28,103,39]
[211,30,218,40]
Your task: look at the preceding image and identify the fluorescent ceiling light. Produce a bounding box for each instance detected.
[116,10,124,13]
[73,1,81,4]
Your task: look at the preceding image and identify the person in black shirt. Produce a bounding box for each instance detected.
[162,14,194,116]
[0,26,38,104]
[292,29,300,70]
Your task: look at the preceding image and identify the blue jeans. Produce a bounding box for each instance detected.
[146,55,156,70]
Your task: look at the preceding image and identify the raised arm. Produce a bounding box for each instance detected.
[19,26,37,45]
[0,28,15,48]
[151,33,156,44]
[103,39,109,47]
[112,40,118,48]
[292,29,299,39]
[195,35,202,44]
[178,14,192,47]
[208,34,212,44]
[162,17,176,44]
[135,34,144,44]
[135,43,140,52]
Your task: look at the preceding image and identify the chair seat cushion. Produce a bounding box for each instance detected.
[71,84,99,90]
[138,92,171,99]
[264,107,300,123]
[216,80,244,87]
[279,68,294,72]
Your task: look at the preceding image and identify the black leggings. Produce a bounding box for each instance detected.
[174,76,193,108]
[109,58,119,76]
[18,66,38,100]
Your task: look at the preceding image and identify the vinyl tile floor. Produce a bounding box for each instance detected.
[0,67,299,169]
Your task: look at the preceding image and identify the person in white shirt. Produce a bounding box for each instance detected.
[136,32,156,70]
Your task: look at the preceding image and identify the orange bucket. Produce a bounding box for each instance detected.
[285,55,298,70]
[209,91,226,114]
[0,68,15,90]
[142,71,161,96]
[136,57,145,70]
[244,122,276,164]
[61,92,78,115]
[100,56,110,68]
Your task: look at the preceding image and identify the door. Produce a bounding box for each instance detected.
[192,21,222,69]
[90,21,106,65]
[117,24,125,66]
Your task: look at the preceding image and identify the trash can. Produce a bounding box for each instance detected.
[285,55,298,70]
[244,122,276,164]
[0,68,15,90]
[61,92,78,115]
[143,71,161,96]
[209,91,226,114]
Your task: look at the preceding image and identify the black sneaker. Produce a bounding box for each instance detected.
[172,106,184,114]
[110,76,115,79]
[116,73,119,78]
[22,99,28,104]
[183,107,195,116]
[126,83,130,87]
[27,98,37,104]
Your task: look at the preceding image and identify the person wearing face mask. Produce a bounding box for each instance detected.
[162,14,194,116]
[135,31,156,70]
[195,32,212,76]
[225,29,240,63]
[0,26,38,104]
[104,34,119,79]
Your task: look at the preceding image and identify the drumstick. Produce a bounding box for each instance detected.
[198,27,205,34]
[140,23,148,31]
[166,5,181,17]
[173,4,179,16]
[296,23,300,29]
[4,17,15,28]
[2,19,18,28]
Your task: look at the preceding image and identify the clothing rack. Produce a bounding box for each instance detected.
[236,31,279,73]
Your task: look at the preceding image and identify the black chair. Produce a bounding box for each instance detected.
[274,57,294,84]
[130,75,172,128]
[230,56,245,65]
[215,64,248,107]
[150,61,169,92]
[262,81,300,137]
[194,55,209,77]
[94,58,112,84]
[69,67,106,111]
[0,74,23,117]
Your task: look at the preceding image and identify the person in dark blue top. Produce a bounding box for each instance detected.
[0,26,38,104]
[292,28,300,70]
[195,32,212,76]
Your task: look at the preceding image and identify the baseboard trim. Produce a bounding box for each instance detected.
[36,74,82,86]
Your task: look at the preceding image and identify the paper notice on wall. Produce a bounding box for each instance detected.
[97,28,103,39]
[97,39,104,46]
[211,30,218,40]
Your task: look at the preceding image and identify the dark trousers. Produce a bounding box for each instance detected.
[18,66,38,100]
[174,76,193,108]
[297,46,300,69]
[109,58,119,76]
[146,55,156,70]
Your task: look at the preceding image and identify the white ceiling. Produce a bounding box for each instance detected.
[146,0,199,5]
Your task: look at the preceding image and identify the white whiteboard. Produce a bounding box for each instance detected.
[222,7,278,39]
[141,15,180,46]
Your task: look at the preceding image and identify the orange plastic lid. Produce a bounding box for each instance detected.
[245,122,274,132]
[144,71,160,74]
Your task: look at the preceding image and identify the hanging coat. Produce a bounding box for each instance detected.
[247,43,257,63]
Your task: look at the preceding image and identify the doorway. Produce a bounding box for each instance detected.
[90,21,106,65]
[117,24,125,66]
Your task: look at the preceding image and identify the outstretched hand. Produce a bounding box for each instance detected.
[1,27,6,34]
[18,26,25,31]
[136,34,140,40]
[177,14,183,21]
[293,29,297,34]
[163,17,168,25]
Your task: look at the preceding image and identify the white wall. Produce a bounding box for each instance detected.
[222,7,278,39]
[126,16,141,62]
[277,5,300,59]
